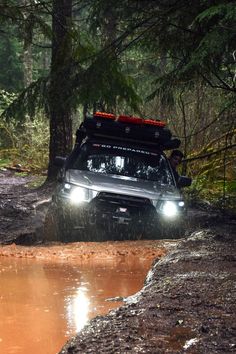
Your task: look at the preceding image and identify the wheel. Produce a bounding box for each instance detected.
[43,204,60,242]
[43,202,79,242]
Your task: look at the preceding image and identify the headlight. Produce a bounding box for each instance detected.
[70,187,88,204]
[162,201,178,217]
[63,184,97,204]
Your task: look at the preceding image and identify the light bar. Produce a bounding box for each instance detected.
[93,112,166,127]
[94,112,116,120]
[118,115,143,124]
[143,119,166,127]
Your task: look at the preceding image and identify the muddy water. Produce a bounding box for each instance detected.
[0,255,151,354]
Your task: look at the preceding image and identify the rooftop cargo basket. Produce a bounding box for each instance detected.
[76,112,180,150]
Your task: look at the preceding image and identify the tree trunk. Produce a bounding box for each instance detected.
[22,43,33,87]
[47,0,73,180]
[22,0,33,87]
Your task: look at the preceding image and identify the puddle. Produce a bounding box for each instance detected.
[0,255,151,354]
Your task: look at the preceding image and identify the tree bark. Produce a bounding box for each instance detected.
[22,0,33,87]
[47,0,73,180]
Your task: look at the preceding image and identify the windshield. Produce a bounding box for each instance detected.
[70,142,174,185]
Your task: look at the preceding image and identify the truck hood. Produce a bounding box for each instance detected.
[66,170,181,201]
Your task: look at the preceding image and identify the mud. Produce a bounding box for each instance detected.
[0,169,236,353]
[60,229,236,354]
[0,169,53,245]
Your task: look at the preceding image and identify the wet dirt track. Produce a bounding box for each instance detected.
[0,169,52,245]
[60,228,236,354]
[0,169,236,353]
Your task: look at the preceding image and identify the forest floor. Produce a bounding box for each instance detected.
[0,168,235,353]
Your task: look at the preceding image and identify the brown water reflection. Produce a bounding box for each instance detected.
[0,256,150,354]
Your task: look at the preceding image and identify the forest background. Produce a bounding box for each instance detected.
[0,0,235,210]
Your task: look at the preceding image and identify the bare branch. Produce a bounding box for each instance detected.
[184,144,236,162]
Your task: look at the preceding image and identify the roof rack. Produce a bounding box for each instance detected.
[76,112,180,150]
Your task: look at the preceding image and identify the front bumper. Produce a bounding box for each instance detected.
[55,190,186,236]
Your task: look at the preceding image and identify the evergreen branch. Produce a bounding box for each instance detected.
[116,21,157,56]
[199,68,236,93]
[31,42,51,49]
[0,77,49,122]
[210,65,236,91]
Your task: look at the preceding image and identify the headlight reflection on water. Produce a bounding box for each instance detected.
[66,286,90,332]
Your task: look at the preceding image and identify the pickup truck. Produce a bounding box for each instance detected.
[49,112,191,242]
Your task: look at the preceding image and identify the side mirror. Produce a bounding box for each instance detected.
[54,156,66,167]
[178,176,192,188]
[162,138,181,150]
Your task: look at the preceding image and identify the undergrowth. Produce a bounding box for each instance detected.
[0,114,49,172]
[185,178,236,213]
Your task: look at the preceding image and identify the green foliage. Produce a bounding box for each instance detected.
[0,90,17,112]
[0,112,49,172]
[12,114,49,171]
[75,54,140,111]
[0,0,52,92]
[0,158,11,167]
[1,78,48,122]
[185,174,236,211]
[0,0,24,23]
[26,175,47,188]
[109,0,236,97]
[196,3,236,23]
[29,13,52,40]
[226,180,236,193]
[185,141,236,211]
[188,3,236,76]
[0,30,24,91]
[0,90,17,148]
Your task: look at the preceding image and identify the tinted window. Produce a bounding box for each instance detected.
[71,143,174,185]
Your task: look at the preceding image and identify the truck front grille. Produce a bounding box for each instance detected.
[96,192,152,208]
